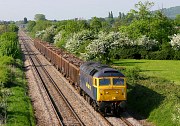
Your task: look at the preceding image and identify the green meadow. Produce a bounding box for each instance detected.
[113,59,180,85]
[113,59,180,126]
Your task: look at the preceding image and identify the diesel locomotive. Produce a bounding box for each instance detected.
[33,39,127,116]
[80,62,126,115]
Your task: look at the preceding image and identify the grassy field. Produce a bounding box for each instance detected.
[113,59,180,85]
[113,59,180,126]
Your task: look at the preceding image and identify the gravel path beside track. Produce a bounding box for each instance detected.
[20,38,61,126]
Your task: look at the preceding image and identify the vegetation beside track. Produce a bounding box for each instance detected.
[113,59,180,126]
[0,24,35,126]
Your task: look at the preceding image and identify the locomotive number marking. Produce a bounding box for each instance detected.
[86,83,91,90]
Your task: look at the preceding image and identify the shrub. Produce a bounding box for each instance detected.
[170,34,180,50]
[174,50,180,60]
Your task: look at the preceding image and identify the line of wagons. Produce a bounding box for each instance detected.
[33,39,127,116]
[34,39,83,88]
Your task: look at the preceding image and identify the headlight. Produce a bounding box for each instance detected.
[122,89,124,93]
[100,89,103,93]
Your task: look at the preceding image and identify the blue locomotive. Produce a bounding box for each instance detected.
[79,62,127,115]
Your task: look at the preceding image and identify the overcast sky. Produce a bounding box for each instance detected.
[0,0,179,21]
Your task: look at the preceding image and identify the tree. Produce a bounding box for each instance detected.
[85,32,132,63]
[175,14,180,26]
[42,25,56,43]
[134,1,154,20]
[119,2,176,44]
[118,12,122,19]
[90,17,102,32]
[24,17,28,24]
[27,21,36,32]
[108,11,114,25]
[8,24,18,32]
[110,11,113,19]
[34,14,46,21]
[65,30,96,55]
[149,11,175,43]
[170,34,180,50]
[136,35,158,51]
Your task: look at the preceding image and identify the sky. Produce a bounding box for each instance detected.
[0,0,179,21]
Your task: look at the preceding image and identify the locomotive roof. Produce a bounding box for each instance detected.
[80,61,125,77]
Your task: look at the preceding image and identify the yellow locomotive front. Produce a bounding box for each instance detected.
[97,77,126,102]
[94,76,126,115]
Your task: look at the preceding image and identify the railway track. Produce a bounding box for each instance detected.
[21,36,84,126]
[20,37,62,125]
[20,30,143,126]
[120,117,135,126]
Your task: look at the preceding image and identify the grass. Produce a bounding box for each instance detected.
[113,59,180,85]
[6,86,35,126]
[1,60,35,126]
[112,59,180,126]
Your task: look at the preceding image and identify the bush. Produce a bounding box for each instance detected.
[170,34,180,50]
[174,50,180,60]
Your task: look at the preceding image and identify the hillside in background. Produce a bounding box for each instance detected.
[161,6,180,19]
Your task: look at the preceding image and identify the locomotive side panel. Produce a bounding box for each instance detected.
[80,71,96,100]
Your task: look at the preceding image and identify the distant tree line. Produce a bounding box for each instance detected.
[26,1,180,63]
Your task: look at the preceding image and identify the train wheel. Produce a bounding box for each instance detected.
[103,108,108,117]
[77,87,82,95]
[82,90,85,97]
[85,95,90,104]
[92,101,98,111]
[56,65,59,70]
[115,107,121,117]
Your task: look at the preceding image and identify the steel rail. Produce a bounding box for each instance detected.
[22,35,85,126]
[21,37,64,126]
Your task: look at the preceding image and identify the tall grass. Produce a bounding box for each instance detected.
[5,59,35,126]
[0,30,35,125]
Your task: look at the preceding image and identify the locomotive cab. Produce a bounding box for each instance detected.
[97,77,126,102]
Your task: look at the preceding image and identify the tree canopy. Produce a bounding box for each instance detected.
[34,14,46,21]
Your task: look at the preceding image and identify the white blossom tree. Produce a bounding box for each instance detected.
[65,33,82,54]
[136,35,158,50]
[35,30,45,38]
[170,34,180,50]
[54,31,63,44]
[35,25,56,43]
[65,30,96,54]
[84,31,132,63]
[42,25,56,42]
